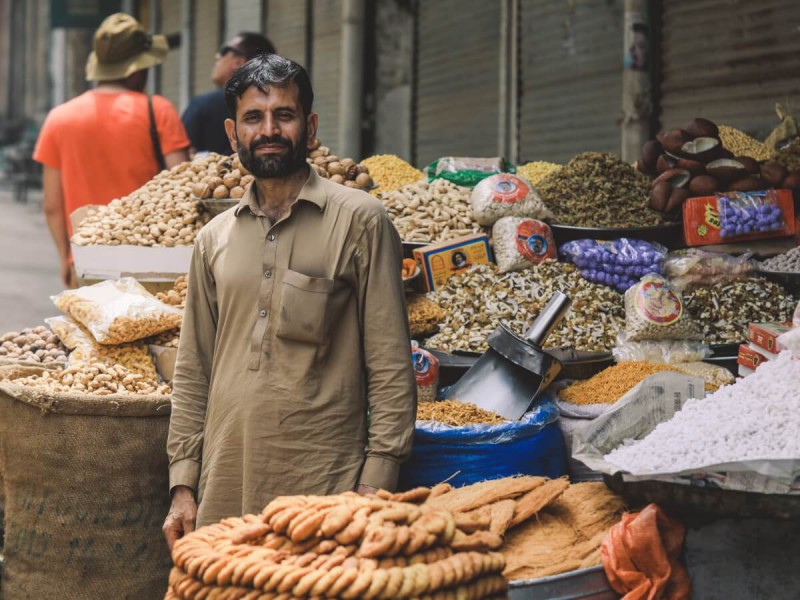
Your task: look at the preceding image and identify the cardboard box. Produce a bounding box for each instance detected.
[413,234,492,292]
[682,189,795,247]
[747,322,791,356]
[737,344,768,371]
[70,206,192,283]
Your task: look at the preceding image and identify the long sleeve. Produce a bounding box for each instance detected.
[356,212,417,491]
[167,235,219,493]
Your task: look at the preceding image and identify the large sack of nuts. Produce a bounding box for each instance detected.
[0,366,172,600]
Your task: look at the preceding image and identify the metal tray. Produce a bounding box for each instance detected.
[509,566,618,600]
[604,473,800,521]
[550,221,685,250]
[756,268,800,295]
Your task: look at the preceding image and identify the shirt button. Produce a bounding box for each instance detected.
[268,234,276,242]
[259,309,267,318]
[264,270,272,278]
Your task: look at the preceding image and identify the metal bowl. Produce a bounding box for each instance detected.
[550,221,685,250]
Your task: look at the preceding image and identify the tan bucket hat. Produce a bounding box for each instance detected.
[85,13,168,82]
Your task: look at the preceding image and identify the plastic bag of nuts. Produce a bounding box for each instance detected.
[624,274,703,342]
[471,173,552,226]
[51,278,183,346]
[492,217,556,273]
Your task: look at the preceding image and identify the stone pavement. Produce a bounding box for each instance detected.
[0,188,62,333]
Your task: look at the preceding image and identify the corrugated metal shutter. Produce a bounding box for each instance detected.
[415,0,501,167]
[518,0,624,163]
[311,0,342,151]
[225,0,263,40]
[266,0,307,65]
[159,0,182,108]
[193,0,221,96]
[660,0,800,139]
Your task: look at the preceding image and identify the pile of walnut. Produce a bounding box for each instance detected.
[70,155,243,247]
[156,275,188,308]
[308,139,374,190]
[0,326,67,364]
[166,491,507,599]
[12,362,170,396]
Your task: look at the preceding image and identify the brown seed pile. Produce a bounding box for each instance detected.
[417,400,505,426]
[683,278,796,344]
[718,125,772,161]
[361,154,425,195]
[516,161,562,186]
[536,152,660,228]
[13,361,170,396]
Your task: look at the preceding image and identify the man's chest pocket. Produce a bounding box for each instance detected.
[276,269,335,345]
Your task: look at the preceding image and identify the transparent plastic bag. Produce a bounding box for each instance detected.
[624,274,704,342]
[718,190,784,239]
[663,249,755,290]
[45,315,158,379]
[613,334,712,364]
[51,277,183,345]
[426,156,512,187]
[560,238,667,292]
[492,217,556,273]
[471,174,552,226]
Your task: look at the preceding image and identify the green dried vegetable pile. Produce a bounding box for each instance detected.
[537,152,662,228]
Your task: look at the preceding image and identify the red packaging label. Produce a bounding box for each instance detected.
[748,322,791,353]
[634,279,683,326]
[488,174,530,205]
[682,189,796,247]
[515,220,556,264]
[737,344,767,370]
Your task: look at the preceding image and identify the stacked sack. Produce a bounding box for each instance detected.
[166,490,507,599]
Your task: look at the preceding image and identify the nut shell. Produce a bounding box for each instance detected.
[707,159,747,183]
[727,176,765,192]
[661,129,694,155]
[656,154,677,175]
[665,187,691,216]
[650,181,671,213]
[685,118,720,139]
[652,168,691,189]
[688,175,719,197]
[760,161,788,187]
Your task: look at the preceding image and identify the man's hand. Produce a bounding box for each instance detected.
[60,257,77,289]
[356,483,380,497]
[163,486,197,551]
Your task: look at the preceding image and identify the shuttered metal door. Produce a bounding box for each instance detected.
[193,0,222,96]
[311,0,342,150]
[414,0,502,167]
[660,0,800,138]
[518,0,624,163]
[225,0,263,40]
[266,0,308,65]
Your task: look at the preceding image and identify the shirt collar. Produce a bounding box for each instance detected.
[234,167,327,217]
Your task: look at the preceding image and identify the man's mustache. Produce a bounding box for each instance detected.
[250,137,292,151]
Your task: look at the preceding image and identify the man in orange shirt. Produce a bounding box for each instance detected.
[34,13,190,287]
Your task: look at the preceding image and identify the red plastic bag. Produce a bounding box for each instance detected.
[601,504,691,600]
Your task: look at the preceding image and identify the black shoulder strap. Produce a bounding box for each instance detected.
[148,95,167,172]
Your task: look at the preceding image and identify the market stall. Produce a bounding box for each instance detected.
[2,113,800,598]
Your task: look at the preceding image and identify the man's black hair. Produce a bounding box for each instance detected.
[224,53,314,118]
[236,32,277,60]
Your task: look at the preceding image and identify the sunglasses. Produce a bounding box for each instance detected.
[218,45,244,58]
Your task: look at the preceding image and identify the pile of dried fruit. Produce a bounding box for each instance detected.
[761,246,800,273]
[0,326,67,364]
[537,152,659,228]
[71,155,228,246]
[156,275,188,307]
[426,263,624,354]
[379,179,482,243]
[516,161,561,186]
[11,362,170,396]
[166,491,507,599]
[361,154,424,195]
[718,125,772,161]
[189,154,254,200]
[307,139,374,190]
[407,296,444,338]
[417,400,505,426]
[683,278,796,344]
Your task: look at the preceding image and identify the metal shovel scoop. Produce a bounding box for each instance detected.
[444,291,572,420]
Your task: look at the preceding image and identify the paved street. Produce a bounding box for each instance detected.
[0,188,62,333]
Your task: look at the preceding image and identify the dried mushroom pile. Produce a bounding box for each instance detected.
[167,491,507,599]
[683,278,796,344]
[0,326,67,364]
[71,155,239,246]
[379,179,481,244]
[426,263,624,353]
[537,152,660,228]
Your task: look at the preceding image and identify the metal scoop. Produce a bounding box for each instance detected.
[444,291,572,420]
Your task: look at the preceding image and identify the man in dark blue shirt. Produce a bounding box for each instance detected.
[182,32,275,155]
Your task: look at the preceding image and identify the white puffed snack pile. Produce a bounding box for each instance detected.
[606,351,800,475]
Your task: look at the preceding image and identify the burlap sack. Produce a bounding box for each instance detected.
[0,366,172,599]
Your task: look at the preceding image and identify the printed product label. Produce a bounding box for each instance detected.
[516,220,552,264]
[634,279,683,326]
[491,175,530,205]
